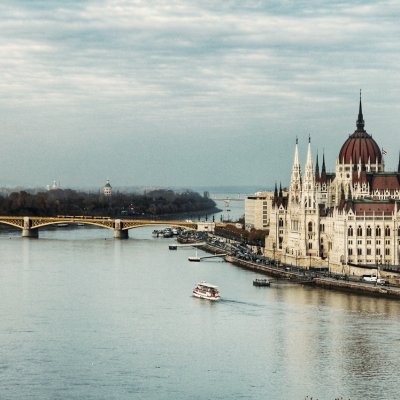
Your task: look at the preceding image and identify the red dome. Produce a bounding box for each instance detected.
[339,130,382,164]
[338,96,382,165]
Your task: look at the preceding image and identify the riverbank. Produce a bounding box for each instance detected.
[198,242,400,300]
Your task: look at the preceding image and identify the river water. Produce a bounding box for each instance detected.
[1,203,400,399]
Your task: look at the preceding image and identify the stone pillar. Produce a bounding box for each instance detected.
[113,229,129,239]
[22,217,39,238]
[22,228,39,238]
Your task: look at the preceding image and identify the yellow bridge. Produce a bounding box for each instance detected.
[0,216,219,239]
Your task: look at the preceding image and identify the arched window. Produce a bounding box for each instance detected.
[376,226,381,237]
[279,218,283,228]
[308,222,313,232]
[348,226,353,237]
[357,225,362,236]
[366,226,372,236]
[385,225,390,236]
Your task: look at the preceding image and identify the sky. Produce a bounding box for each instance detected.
[1,0,400,190]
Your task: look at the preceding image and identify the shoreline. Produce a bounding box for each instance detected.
[198,243,400,300]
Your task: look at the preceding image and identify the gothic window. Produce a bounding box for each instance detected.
[308,222,313,232]
[348,248,353,256]
[357,226,362,236]
[279,218,283,228]
[348,226,353,237]
[366,226,372,236]
[376,248,381,256]
[367,248,371,256]
[357,248,362,256]
[385,226,390,236]
[308,242,312,249]
[385,248,390,256]
[376,226,381,237]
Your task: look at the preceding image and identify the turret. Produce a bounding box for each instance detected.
[273,182,278,206]
[315,153,320,183]
[320,153,327,184]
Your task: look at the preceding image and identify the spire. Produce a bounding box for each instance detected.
[321,152,327,183]
[306,135,313,167]
[356,89,365,131]
[294,137,300,165]
[398,151,400,173]
[289,138,302,205]
[279,183,283,198]
[315,153,320,182]
[302,135,316,209]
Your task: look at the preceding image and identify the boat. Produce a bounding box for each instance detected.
[253,278,270,287]
[192,281,220,301]
[188,250,201,262]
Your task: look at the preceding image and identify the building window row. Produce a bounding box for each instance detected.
[348,225,393,237]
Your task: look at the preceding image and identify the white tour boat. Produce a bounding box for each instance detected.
[192,281,221,301]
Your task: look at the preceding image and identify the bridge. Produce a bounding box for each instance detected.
[210,195,246,201]
[0,216,220,239]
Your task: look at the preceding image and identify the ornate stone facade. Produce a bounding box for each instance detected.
[265,97,400,275]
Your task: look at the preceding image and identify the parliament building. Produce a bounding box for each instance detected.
[264,96,400,276]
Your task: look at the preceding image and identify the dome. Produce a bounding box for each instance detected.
[338,96,382,165]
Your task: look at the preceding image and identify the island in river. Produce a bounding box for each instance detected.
[0,188,218,218]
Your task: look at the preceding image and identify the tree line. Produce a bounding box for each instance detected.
[0,189,217,217]
[215,223,267,247]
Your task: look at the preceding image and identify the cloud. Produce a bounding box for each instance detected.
[0,0,399,186]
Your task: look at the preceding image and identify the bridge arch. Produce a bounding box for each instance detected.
[0,216,216,239]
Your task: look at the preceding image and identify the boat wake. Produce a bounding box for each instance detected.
[220,298,265,308]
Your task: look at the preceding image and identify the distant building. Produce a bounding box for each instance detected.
[103,179,112,197]
[245,192,273,231]
[47,180,59,191]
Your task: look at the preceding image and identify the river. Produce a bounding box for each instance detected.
[0,202,400,399]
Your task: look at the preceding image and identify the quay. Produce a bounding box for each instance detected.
[188,253,227,262]
[197,242,400,300]
[169,242,206,250]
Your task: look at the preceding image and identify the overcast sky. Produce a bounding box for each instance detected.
[1,0,399,190]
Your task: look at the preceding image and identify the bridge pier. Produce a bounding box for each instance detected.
[113,229,129,239]
[22,228,39,238]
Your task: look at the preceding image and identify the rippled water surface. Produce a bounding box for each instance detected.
[1,226,399,400]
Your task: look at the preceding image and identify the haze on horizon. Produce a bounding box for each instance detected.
[1,0,399,191]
